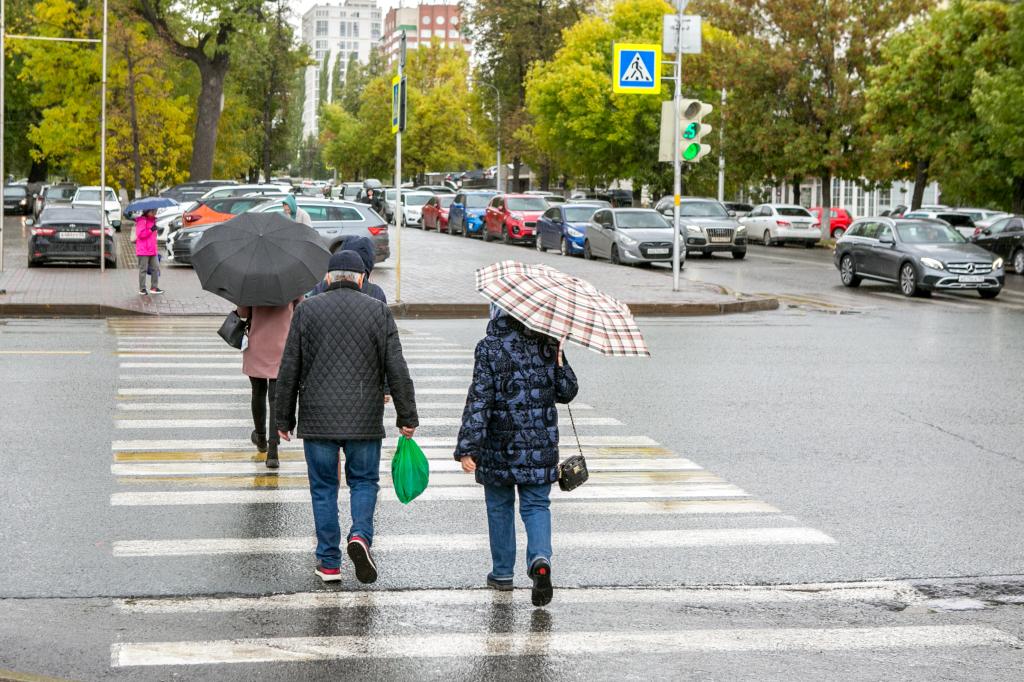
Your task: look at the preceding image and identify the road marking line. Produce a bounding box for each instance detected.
[111,436,659,451]
[117,374,471,383]
[119,362,472,370]
[112,527,833,558]
[113,582,922,614]
[114,352,474,359]
[0,350,91,355]
[114,415,621,429]
[111,625,1016,666]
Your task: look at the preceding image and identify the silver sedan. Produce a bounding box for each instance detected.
[584,209,676,265]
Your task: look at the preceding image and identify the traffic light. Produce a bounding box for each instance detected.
[680,99,712,163]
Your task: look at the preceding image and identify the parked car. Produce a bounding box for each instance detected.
[723,201,753,218]
[834,218,1004,298]
[902,210,976,239]
[448,190,498,237]
[399,191,434,228]
[72,186,122,230]
[971,214,1024,275]
[526,190,567,205]
[809,207,854,238]
[656,197,746,259]
[198,184,282,202]
[334,182,362,201]
[26,207,116,268]
[422,194,455,232]
[973,212,1011,232]
[584,208,675,265]
[414,185,455,194]
[956,207,1008,225]
[33,183,77,220]
[3,185,32,215]
[740,204,820,247]
[567,198,611,208]
[483,194,549,244]
[182,196,283,229]
[535,203,603,256]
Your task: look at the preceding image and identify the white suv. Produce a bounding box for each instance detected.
[72,186,122,230]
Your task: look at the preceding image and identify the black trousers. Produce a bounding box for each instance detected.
[249,377,278,443]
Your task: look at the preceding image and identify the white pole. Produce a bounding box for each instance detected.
[99,0,108,272]
[671,7,684,291]
[495,103,502,193]
[1,0,6,273]
[717,87,725,203]
[394,34,404,303]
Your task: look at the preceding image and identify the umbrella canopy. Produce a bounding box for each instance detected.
[192,212,330,307]
[125,197,177,215]
[475,260,650,357]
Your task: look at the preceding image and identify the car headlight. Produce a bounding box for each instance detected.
[618,234,638,247]
[510,213,524,221]
[566,227,583,238]
[685,225,702,236]
[920,257,944,270]
[736,225,746,234]
[993,257,1004,270]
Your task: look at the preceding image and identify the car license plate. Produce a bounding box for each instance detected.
[958,275,985,283]
[648,248,670,255]
[710,236,730,243]
[59,231,86,240]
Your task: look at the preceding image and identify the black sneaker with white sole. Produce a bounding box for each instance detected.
[487,574,514,591]
[529,558,553,606]
[347,536,378,584]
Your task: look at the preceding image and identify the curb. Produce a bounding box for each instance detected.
[0,297,780,319]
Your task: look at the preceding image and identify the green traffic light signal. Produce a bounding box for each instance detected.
[683,122,698,140]
[683,143,701,160]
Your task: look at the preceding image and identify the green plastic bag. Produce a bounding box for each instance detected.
[392,436,429,504]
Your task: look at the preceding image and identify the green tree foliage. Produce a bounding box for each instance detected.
[20,0,192,192]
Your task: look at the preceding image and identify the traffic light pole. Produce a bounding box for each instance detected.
[671,5,685,292]
[394,33,405,303]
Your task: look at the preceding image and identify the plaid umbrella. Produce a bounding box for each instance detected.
[475,260,650,357]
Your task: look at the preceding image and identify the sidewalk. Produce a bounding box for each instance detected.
[0,218,778,317]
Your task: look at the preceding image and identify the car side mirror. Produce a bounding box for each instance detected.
[879,235,895,245]
[25,218,34,226]
[982,228,992,236]
[727,210,736,217]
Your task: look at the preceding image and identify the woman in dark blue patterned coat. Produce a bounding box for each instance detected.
[455,305,579,606]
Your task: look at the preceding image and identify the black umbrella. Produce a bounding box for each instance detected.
[191,212,330,306]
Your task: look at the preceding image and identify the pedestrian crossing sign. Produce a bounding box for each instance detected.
[613,43,661,94]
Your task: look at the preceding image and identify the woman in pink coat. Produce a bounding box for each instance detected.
[236,300,301,468]
[135,209,162,295]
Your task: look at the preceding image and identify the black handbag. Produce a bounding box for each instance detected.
[558,404,589,492]
[217,310,249,349]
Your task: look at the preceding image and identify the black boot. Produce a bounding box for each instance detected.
[251,430,268,453]
[265,438,280,469]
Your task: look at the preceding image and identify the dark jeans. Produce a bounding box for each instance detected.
[303,439,382,569]
[484,483,553,580]
[249,377,277,441]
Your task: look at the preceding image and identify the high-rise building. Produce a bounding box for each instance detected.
[300,0,383,139]
[381,3,471,65]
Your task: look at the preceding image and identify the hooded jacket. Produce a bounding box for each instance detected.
[454,315,579,486]
[309,235,386,303]
[283,194,312,226]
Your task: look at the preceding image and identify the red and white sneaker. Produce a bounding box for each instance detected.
[347,536,378,584]
[314,562,342,583]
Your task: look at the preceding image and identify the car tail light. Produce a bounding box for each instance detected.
[88,227,114,236]
[368,225,387,236]
[32,227,56,236]
[812,222,821,228]
[776,220,791,227]
[973,227,982,236]
[185,213,199,223]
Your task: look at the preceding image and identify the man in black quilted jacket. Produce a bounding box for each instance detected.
[276,250,418,584]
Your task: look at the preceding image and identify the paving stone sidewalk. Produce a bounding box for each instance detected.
[0,218,776,317]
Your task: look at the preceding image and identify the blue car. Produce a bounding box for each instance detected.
[448,190,498,237]
[535,203,604,256]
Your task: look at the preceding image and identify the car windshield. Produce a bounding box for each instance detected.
[564,206,599,222]
[507,197,548,211]
[46,187,76,200]
[5,186,26,196]
[896,222,967,244]
[437,196,455,208]
[465,194,493,208]
[616,211,669,229]
[937,213,973,227]
[404,194,431,206]
[679,201,729,218]
[386,190,396,200]
[343,187,360,198]
[776,206,812,217]
[76,189,116,202]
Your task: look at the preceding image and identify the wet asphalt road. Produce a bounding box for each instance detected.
[2,247,1024,678]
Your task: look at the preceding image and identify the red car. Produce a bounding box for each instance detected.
[422,194,455,232]
[810,207,854,238]
[483,194,549,244]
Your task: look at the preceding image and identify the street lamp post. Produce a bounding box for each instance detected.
[479,81,502,192]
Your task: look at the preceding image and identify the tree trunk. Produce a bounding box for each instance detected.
[262,92,274,183]
[190,59,228,181]
[125,44,142,198]
[911,159,929,210]
[512,156,522,192]
[820,173,832,238]
[540,163,550,191]
[792,176,801,204]
[1012,177,1023,214]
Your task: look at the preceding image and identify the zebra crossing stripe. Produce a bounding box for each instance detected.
[118,375,471,383]
[117,387,472,396]
[113,416,623,429]
[120,362,473,370]
[111,436,658,451]
[109,626,1016,666]
[112,527,835,557]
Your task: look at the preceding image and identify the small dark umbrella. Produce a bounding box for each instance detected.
[125,196,177,215]
[191,212,330,306]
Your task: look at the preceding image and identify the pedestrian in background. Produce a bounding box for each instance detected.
[237,298,300,469]
[276,250,418,584]
[134,208,162,295]
[282,194,312,226]
[455,304,579,606]
[308,235,385,303]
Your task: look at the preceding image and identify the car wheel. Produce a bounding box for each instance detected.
[106,258,118,270]
[27,257,39,268]
[1013,249,1024,275]
[482,227,491,242]
[899,262,920,297]
[502,228,511,244]
[804,241,816,249]
[763,229,772,246]
[536,234,546,252]
[560,237,570,257]
[833,227,846,240]
[840,255,861,287]
[732,249,746,260]
[610,244,621,265]
[979,289,1000,299]
[463,225,471,238]
[583,240,593,260]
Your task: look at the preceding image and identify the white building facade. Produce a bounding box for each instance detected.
[300,0,383,139]
[764,178,944,215]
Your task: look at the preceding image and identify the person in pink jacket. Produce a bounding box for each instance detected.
[135,209,162,295]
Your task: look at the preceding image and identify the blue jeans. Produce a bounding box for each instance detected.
[303,439,381,569]
[484,483,552,580]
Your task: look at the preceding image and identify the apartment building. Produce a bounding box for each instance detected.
[381,2,471,65]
